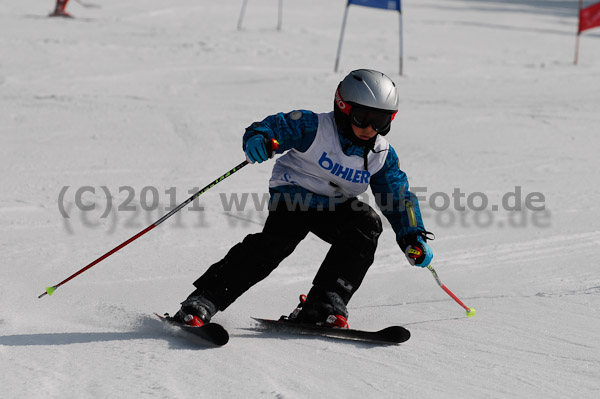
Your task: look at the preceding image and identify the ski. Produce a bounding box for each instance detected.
[155,313,229,346]
[252,317,410,345]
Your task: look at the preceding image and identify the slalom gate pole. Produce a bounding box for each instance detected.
[38,139,278,299]
[426,265,476,317]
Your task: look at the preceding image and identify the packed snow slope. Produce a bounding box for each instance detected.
[1,0,599,398]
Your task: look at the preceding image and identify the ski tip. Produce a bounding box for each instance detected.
[205,324,230,346]
[381,326,411,343]
[156,313,229,346]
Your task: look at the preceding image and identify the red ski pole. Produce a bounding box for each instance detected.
[426,265,475,317]
[38,139,279,299]
[39,161,247,298]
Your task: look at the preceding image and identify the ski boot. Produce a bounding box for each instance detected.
[174,294,218,327]
[288,291,349,329]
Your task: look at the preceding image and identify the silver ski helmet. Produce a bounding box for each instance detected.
[334,69,399,138]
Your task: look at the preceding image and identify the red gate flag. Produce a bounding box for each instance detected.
[579,1,600,33]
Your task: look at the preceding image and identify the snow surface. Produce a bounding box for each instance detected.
[1,0,600,398]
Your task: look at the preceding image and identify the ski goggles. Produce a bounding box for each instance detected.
[335,87,396,132]
[350,107,396,132]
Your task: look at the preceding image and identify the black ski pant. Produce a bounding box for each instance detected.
[191,198,383,311]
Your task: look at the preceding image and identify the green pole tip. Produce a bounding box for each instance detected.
[46,286,56,296]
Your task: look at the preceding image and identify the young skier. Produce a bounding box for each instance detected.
[174,69,433,329]
[50,0,71,18]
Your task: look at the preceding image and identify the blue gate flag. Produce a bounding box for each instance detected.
[336,0,404,74]
[348,0,401,11]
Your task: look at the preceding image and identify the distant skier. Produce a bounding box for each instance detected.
[174,69,434,329]
[50,0,71,18]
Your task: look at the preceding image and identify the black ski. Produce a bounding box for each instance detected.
[155,313,229,346]
[252,317,410,345]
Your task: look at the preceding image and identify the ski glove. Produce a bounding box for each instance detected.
[245,135,270,163]
[399,234,433,267]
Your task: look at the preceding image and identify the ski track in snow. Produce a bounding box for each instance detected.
[2,0,600,398]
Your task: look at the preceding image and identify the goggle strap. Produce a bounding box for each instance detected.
[335,87,352,116]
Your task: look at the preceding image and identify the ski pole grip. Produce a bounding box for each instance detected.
[267,138,280,157]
